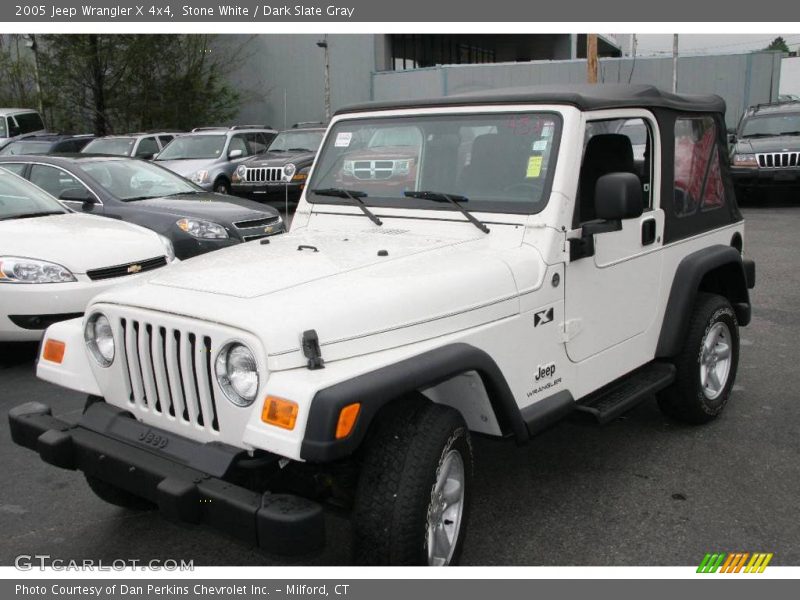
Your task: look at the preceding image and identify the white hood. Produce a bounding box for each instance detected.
[90,225,544,364]
[0,213,165,273]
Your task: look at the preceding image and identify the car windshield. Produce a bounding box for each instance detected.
[82,137,136,156]
[307,112,561,214]
[79,159,198,201]
[268,130,324,152]
[0,141,52,155]
[156,134,226,160]
[741,113,800,137]
[0,169,68,219]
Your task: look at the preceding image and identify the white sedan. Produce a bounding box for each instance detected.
[0,168,176,341]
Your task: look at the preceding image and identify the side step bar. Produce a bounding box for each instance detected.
[575,362,676,425]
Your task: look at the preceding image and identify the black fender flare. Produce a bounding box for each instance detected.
[656,244,752,358]
[299,343,528,463]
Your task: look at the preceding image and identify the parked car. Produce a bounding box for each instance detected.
[0,155,284,260]
[231,123,325,202]
[0,167,175,342]
[730,100,800,198]
[0,108,46,147]
[0,133,95,156]
[154,126,277,194]
[8,85,754,566]
[81,132,180,159]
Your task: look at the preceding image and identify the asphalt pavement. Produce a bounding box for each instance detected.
[0,201,798,566]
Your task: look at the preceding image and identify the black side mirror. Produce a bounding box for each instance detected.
[59,187,94,203]
[594,172,643,221]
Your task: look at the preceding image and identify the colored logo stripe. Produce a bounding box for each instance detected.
[697,552,773,573]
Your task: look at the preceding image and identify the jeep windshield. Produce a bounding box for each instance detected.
[307,112,561,215]
[741,113,800,137]
[156,135,226,160]
[268,130,324,152]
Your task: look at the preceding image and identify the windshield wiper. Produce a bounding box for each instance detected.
[779,131,800,136]
[404,191,490,234]
[287,147,312,152]
[1,211,64,221]
[313,188,383,226]
[742,133,775,138]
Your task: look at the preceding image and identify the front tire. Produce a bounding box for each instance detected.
[353,397,473,566]
[213,178,231,194]
[658,292,740,424]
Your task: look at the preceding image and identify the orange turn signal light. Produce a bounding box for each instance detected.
[42,339,66,364]
[261,396,298,430]
[335,403,361,439]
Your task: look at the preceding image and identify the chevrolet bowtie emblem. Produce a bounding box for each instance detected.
[264,226,274,233]
[127,264,143,274]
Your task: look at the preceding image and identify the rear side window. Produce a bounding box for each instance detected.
[674,117,725,217]
[14,112,45,134]
[0,118,7,137]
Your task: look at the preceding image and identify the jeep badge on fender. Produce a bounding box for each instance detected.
[9,84,755,566]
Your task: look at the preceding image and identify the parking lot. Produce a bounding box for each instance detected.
[0,200,797,567]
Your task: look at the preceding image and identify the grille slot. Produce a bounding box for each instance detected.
[757,152,799,168]
[233,216,281,230]
[87,256,167,281]
[119,317,219,433]
[244,166,284,182]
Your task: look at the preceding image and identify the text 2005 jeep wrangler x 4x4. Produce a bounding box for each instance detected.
[10,85,756,566]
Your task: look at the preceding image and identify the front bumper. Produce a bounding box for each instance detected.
[231,182,304,202]
[1,275,148,342]
[731,166,800,189]
[8,401,325,556]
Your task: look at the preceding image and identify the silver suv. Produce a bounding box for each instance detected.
[154,125,277,194]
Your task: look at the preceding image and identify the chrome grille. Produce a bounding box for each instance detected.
[233,216,281,230]
[757,152,800,168]
[119,318,219,433]
[244,166,285,182]
[353,160,396,180]
[87,256,167,281]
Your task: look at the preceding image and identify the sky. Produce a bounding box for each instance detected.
[627,34,799,56]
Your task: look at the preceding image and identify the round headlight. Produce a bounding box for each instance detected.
[215,342,259,407]
[283,163,296,180]
[236,164,247,177]
[84,313,115,367]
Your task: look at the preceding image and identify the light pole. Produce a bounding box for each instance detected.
[317,35,331,122]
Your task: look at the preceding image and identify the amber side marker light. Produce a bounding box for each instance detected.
[42,339,66,364]
[261,396,298,430]
[335,402,361,439]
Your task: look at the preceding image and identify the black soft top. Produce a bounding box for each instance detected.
[336,84,726,116]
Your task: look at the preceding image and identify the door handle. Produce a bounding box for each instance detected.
[641,218,657,246]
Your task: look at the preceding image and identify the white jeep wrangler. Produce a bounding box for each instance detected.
[10,84,756,566]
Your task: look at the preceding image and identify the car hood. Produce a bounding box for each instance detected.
[91,226,537,366]
[0,213,164,273]
[735,136,800,153]
[154,158,219,177]
[129,193,279,222]
[243,150,315,167]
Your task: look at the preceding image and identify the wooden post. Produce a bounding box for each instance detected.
[587,34,598,84]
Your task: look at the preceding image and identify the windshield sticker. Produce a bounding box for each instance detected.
[526,155,543,178]
[541,124,554,138]
[335,132,352,147]
[532,140,548,151]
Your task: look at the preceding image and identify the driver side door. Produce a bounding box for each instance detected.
[564,111,664,365]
